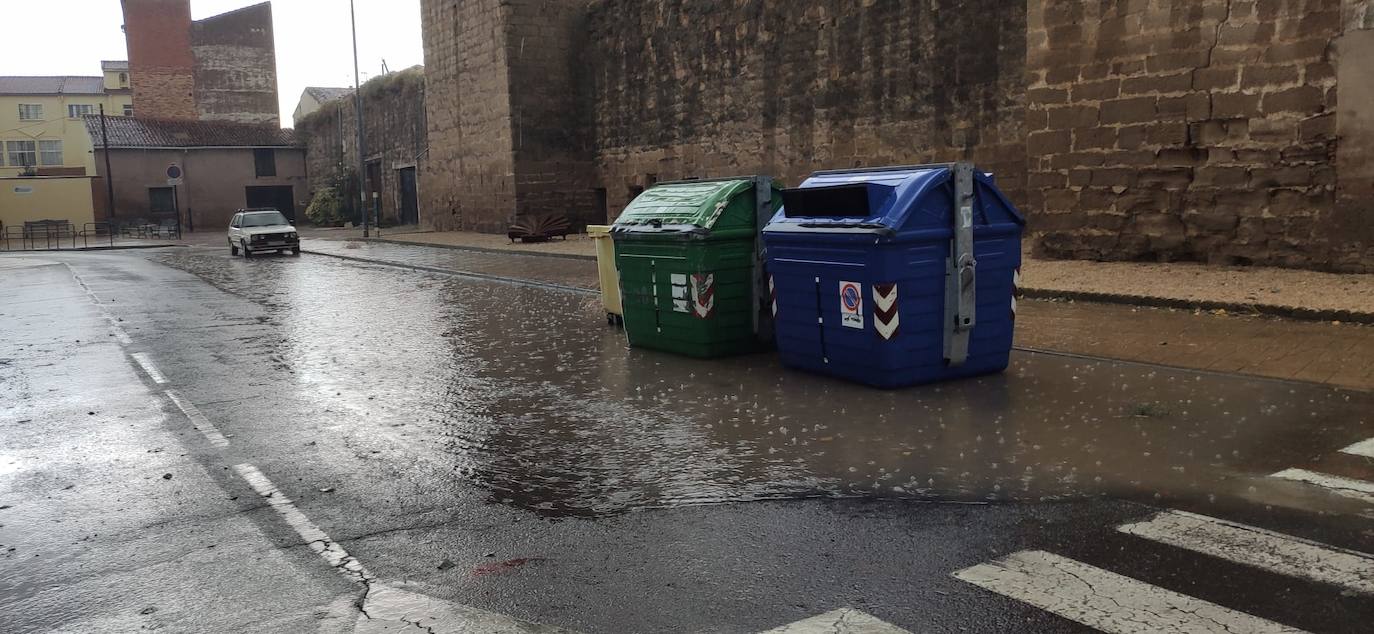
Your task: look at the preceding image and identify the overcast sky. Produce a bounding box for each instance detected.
[0,0,423,128]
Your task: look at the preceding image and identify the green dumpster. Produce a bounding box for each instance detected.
[612,177,780,358]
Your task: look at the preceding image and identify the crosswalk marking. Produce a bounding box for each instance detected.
[1340,438,1374,459]
[953,550,1306,634]
[760,609,910,634]
[1271,468,1374,504]
[1117,510,1374,595]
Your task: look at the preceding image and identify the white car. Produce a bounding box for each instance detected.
[228,209,300,257]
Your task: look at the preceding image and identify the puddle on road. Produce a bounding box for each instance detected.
[157,250,1374,517]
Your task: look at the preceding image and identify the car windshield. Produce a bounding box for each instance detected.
[241,212,289,227]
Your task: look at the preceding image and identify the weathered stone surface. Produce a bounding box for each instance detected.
[1027,0,1367,271]
[191,2,280,126]
[298,68,426,225]
[587,0,1029,218]
[419,0,517,233]
[408,0,1373,271]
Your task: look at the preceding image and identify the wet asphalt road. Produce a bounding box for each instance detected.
[2,246,1373,633]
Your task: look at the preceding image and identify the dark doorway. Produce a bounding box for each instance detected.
[148,187,175,216]
[245,186,296,221]
[398,167,418,225]
[365,159,383,226]
[594,187,608,222]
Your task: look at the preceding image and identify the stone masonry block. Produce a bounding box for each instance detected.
[1211,91,1262,118]
[1261,85,1325,115]
[1100,97,1158,124]
[1121,72,1193,95]
[1048,105,1100,129]
[1241,64,1301,89]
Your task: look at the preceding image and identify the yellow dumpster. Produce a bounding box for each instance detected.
[587,225,623,325]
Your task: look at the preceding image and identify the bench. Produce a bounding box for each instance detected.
[508,213,572,243]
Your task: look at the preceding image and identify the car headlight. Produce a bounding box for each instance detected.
[288,232,298,239]
[252,234,265,241]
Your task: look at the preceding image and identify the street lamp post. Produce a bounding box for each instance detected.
[350,0,369,238]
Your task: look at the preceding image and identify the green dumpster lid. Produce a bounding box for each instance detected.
[612,179,755,232]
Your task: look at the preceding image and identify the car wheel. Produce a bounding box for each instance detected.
[230,241,239,256]
[242,240,252,258]
[291,247,301,256]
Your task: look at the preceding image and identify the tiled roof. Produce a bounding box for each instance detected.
[0,76,107,95]
[304,87,353,104]
[84,116,299,149]
[101,61,129,71]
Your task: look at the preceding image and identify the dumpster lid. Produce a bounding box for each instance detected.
[612,178,755,233]
[765,164,1025,235]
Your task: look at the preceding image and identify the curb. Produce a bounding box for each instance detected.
[306,239,1374,326]
[1020,287,1374,325]
[302,248,597,295]
[365,237,597,262]
[0,243,188,253]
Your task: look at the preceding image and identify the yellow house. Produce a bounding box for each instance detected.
[0,62,130,232]
[0,61,132,178]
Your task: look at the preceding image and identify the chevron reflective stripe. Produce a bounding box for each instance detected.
[873,283,899,340]
[691,273,716,319]
[768,273,777,318]
[1011,267,1021,321]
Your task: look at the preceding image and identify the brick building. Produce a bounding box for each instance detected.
[412,0,1372,271]
[88,1,293,228]
[120,0,280,125]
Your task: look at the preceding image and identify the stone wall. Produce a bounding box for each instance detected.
[121,0,198,120]
[419,0,518,233]
[587,0,1029,218]
[413,0,1373,271]
[297,68,427,225]
[1335,0,1374,265]
[191,2,280,126]
[506,0,599,228]
[1028,0,1370,270]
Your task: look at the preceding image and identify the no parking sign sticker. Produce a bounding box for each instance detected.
[839,281,863,329]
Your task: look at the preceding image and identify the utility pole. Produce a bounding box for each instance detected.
[99,104,115,224]
[350,0,369,238]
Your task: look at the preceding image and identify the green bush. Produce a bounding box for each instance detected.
[305,187,344,226]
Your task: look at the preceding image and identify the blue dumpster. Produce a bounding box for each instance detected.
[762,163,1024,388]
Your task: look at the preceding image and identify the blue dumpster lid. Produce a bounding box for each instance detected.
[764,164,1025,235]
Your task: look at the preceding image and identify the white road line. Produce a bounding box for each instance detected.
[233,463,574,633]
[129,352,167,384]
[1340,438,1374,459]
[1118,510,1374,595]
[1271,468,1374,504]
[759,608,910,633]
[109,324,132,345]
[232,463,372,583]
[164,390,230,448]
[357,583,581,634]
[953,550,1305,634]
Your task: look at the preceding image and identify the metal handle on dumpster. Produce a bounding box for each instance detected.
[752,176,775,344]
[944,162,977,366]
